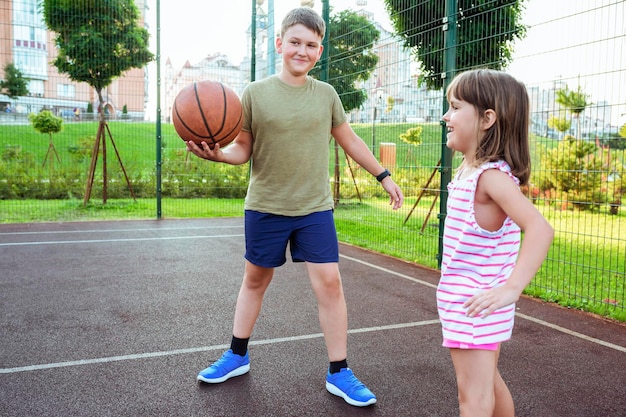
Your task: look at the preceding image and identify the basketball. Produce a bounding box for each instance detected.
[172,80,243,149]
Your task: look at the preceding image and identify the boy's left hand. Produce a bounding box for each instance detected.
[380,177,403,210]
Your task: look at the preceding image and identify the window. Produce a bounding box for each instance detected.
[57,84,76,98]
[28,80,44,97]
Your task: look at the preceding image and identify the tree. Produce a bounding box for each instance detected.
[42,0,154,112]
[309,9,379,112]
[0,63,29,106]
[539,137,604,210]
[383,0,527,90]
[547,115,571,139]
[385,96,395,114]
[399,125,423,163]
[29,110,63,168]
[556,85,590,139]
[42,0,154,204]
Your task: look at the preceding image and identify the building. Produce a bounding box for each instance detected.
[0,0,151,120]
[164,54,247,124]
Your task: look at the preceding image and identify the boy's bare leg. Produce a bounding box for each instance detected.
[232,261,275,338]
[306,262,348,361]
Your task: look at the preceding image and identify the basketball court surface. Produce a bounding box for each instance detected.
[1,218,625,416]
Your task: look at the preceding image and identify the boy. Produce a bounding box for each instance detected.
[187,7,403,407]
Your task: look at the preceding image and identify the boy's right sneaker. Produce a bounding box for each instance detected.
[196,349,250,383]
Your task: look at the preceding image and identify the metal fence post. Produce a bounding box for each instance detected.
[156,0,162,219]
[437,0,457,267]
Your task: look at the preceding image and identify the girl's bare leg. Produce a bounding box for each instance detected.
[450,347,514,417]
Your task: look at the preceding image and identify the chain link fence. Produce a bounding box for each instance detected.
[0,0,624,320]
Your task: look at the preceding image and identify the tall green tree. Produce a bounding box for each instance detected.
[42,0,154,119]
[42,0,154,204]
[0,63,30,106]
[383,0,527,90]
[556,85,590,140]
[310,9,379,112]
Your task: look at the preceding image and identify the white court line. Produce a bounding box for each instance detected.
[0,225,243,236]
[1,230,624,375]
[341,253,626,353]
[340,253,438,289]
[516,313,626,353]
[0,321,439,374]
[0,234,244,247]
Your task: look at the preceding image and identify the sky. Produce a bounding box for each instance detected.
[152,0,391,68]
[146,0,625,126]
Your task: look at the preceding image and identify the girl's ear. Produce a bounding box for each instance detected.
[481,109,497,131]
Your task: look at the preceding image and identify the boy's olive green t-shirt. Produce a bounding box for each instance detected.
[241,75,347,216]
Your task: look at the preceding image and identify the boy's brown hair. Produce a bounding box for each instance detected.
[280,7,325,40]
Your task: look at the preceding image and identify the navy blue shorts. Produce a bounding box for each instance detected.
[244,210,339,268]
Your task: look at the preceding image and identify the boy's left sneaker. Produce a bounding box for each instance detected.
[325,368,377,407]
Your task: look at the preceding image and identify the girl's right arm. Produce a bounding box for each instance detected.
[186,130,253,165]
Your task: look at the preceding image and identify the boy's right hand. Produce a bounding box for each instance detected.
[186,141,224,162]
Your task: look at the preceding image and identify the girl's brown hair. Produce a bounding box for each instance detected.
[447,69,531,185]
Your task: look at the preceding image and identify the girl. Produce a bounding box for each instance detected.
[439,69,554,417]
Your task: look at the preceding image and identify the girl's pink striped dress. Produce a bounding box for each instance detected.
[437,161,521,345]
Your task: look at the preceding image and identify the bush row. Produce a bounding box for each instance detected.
[1,145,444,201]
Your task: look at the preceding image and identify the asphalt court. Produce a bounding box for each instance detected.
[1,218,625,417]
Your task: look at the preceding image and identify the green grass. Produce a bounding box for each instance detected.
[1,121,446,172]
[0,198,244,223]
[2,121,161,168]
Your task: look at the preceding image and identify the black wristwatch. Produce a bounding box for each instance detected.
[376,169,391,182]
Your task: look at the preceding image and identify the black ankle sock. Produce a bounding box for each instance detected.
[230,336,249,356]
[329,359,348,374]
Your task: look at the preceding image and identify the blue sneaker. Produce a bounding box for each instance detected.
[197,349,250,383]
[325,368,377,407]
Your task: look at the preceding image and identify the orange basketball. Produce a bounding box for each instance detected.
[172,80,243,148]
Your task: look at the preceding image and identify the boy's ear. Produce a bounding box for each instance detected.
[481,109,496,130]
[316,44,324,61]
[276,36,285,54]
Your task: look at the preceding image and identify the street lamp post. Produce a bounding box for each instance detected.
[372,104,377,158]
[371,88,383,158]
